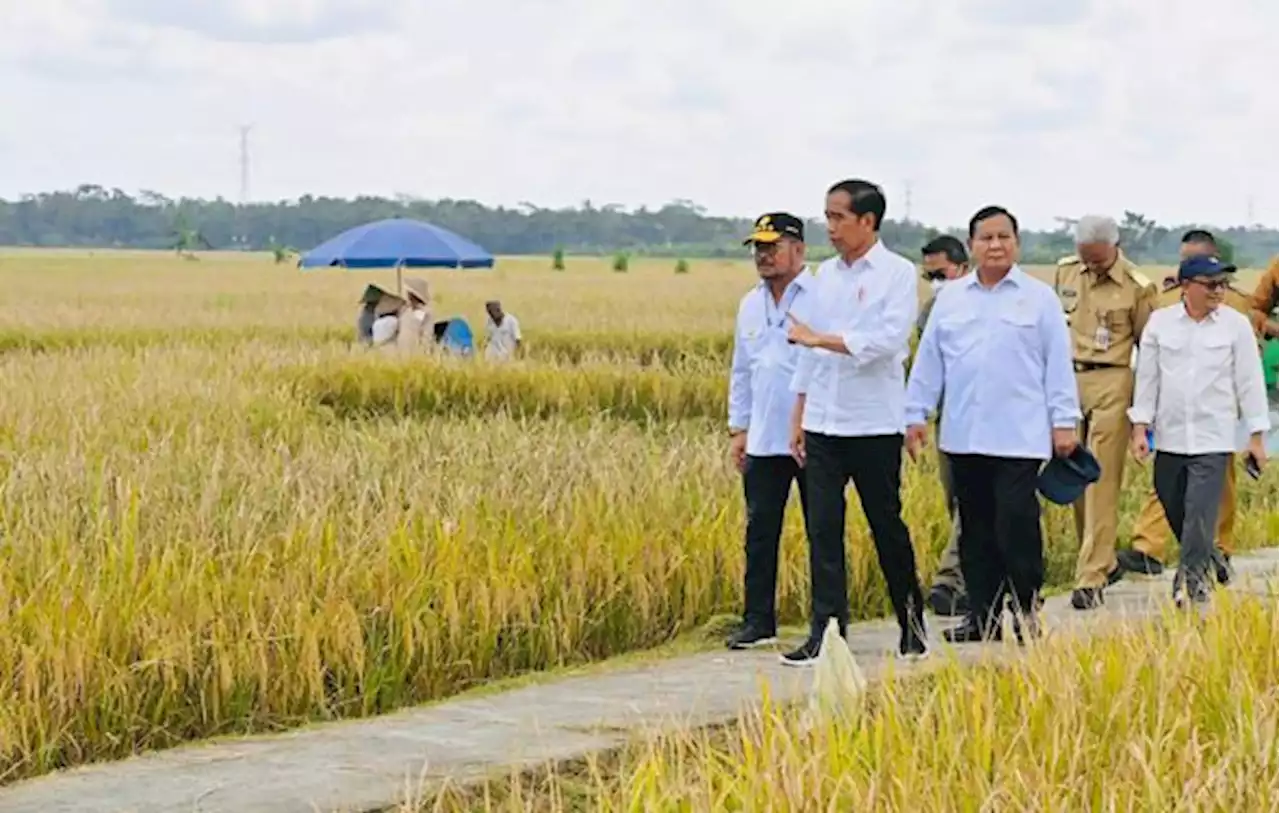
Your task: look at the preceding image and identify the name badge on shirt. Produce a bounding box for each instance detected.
[1094,320,1111,351]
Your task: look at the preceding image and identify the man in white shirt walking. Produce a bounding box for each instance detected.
[1128,254,1270,612]
[783,179,928,665]
[484,300,522,361]
[725,213,814,650]
[905,205,1082,644]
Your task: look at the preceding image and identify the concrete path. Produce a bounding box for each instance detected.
[2,548,1275,813]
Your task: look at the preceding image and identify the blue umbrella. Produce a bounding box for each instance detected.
[299,218,494,289]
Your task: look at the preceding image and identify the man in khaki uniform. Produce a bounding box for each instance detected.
[1119,230,1258,583]
[1249,255,1279,339]
[1054,215,1157,610]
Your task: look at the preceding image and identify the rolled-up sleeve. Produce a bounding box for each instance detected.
[904,305,944,426]
[841,265,918,365]
[1041,293,1082,428]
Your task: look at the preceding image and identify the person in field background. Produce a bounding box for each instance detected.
[484,300,523,360]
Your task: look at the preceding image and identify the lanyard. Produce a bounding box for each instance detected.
[763,283,801,330]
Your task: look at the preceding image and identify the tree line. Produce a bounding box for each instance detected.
[1,184,1276,266]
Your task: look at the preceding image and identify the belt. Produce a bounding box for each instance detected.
[1074,361,1122,372]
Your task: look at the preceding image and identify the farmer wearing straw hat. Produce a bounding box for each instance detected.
[394,277,433,352]
[355,278,433,352]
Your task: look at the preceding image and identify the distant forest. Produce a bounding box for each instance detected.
[2,184,1277,266]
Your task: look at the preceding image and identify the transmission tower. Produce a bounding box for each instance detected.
[903,180,914,223]
[238,125,252,203]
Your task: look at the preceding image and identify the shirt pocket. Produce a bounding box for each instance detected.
[997,309,1041,353]
[1200,332,1234,379]
[938,315,983,361]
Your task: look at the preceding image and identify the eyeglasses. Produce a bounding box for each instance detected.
[1189,278,1228,292]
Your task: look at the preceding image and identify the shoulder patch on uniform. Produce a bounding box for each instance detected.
[1057,255,1080,267]
[1126,268,1153,288]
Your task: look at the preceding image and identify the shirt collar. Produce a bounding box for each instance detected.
[964,264,1026,288]
[834,240,887,271]
[1179,301,1221,322]
[757,266,811,293]
[1088,250,1131,284]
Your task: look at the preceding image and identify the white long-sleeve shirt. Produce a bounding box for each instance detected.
[728,269,815,457]
[789,240,918,437]
[904,266,1081,460]
[1127,302,1270,455]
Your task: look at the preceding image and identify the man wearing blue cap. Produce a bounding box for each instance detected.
[1128,254,1270,613]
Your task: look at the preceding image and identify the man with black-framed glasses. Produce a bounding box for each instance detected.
[725,212,814,650]
[1128,254,1269,614]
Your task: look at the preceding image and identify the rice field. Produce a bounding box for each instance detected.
[0,250,1274,786]
[424,595,1279,812]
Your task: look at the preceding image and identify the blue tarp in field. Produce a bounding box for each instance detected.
[299,218,495,269]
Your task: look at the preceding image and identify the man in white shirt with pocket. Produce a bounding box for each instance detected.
[725,212,814,650]
[1128,254,1270,613]
[783,179,928,665]
[905,205,1081,645]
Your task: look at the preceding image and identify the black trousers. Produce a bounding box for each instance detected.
[948,454,1044,626]
[741,455,808,632]
[803,432,923,638]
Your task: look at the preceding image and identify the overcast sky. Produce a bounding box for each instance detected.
[2,0,1277,230]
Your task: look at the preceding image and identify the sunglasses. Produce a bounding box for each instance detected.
[1189,278,1228,292]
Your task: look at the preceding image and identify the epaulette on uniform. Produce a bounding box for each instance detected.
[1057,255,1080,267]
[1126,267,1154,289]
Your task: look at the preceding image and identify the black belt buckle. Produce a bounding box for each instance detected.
[1074,361,1113,373]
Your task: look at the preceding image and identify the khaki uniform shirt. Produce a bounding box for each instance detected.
[1249,256,1279,335]
[1053,251,1157,366]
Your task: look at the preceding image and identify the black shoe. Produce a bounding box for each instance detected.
[725,624,777,651]
[1007,597,1043,645]
[897,617,930,661]
[1117,549,1164,577]
[928,584,970,617]
[1106,566,1124,586]
[943,614,1002,644]
[1213,552,1234,586]
[1071,587,1105,610]
[779,636,823,667]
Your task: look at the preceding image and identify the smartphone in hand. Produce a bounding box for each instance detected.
[1245,453,1263,480]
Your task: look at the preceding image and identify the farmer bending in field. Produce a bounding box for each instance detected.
[905,205,1081,644]
[725,213,815,650]
[783,179,929,665]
